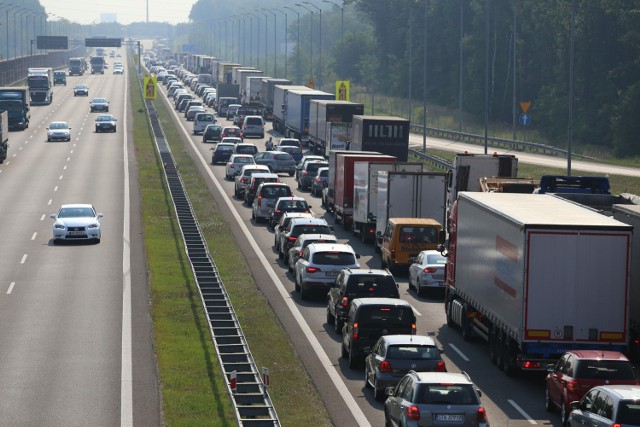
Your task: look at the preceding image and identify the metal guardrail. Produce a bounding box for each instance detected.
[144,99,280,426]
[409,124,594,160]
[409,148,453,171]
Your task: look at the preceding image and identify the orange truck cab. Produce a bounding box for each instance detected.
[378,218,442,272]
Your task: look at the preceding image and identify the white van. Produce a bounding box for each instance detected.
[193,112,216,135]
[242,115,265,138]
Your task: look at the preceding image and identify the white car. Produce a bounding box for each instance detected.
[225,154,256,180]
[50,204,103,244]
[113,66,124,74]
[46,121,71,142]
[294,243,360,300]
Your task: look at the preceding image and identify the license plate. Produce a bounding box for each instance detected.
[69,231,85,236]
[437,281,444,287]
[325,271,339,277]
[434,414,464,422]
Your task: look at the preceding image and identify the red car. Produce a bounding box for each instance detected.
[221,126,243,140]
[545,350,639,424]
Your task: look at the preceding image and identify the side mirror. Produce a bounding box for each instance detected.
[49,214,56,219]
[97,213,104,218]
[362,347,371,355]
[409,257,417,264]
[569,401,580,411]
[546,364,555,373]
[476,388,482,398]
[438,229,446,244]
[355,254,361,259]
[385,387,395,397]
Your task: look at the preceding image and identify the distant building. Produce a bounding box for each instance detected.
[101,13,117,23]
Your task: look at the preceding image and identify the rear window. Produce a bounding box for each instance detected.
[306,162,328,173]
[387,345,440,360]
[236,146,258,154]
[617,401,640,424]
[348,275,399,298]
[399,226,438,244]
[217,146,233,152]
[274,153,292,160]
[415,384,479,405]
[574,360,637,380]
[277,200,309,210]
[233,157,254,164]
[301,238,337,249]
[292,225,332,237]
[356,306,414,328]
[246,117,263,125]
[197,114,214,122]
[312,251,356,266]
[261,186,292,198]
[319,169,329,177]
[281,146,301,154]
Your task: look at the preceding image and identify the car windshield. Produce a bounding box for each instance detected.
[617,401,640,424]
[58,207,95,218]
[49,122,68,129]
[416,384,479,405]
[96,116,113,122]
[312,251,356,266]
[75,85,87,89]
[387,345,439,360]
[574,360,637,380]
[197,114,214,121]
[92,98,107,103]
[274,153,292,160]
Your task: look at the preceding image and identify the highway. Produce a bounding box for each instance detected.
[155,78,585,426]
[0,61,159,426]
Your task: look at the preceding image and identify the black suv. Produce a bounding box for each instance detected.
[341,298,416,369]
[327,269,399,333]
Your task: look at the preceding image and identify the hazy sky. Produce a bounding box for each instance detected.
[40,0,199,25]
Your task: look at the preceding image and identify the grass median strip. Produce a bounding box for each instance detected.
[129,69,331,425]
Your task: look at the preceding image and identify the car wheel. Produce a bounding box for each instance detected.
[294,274,300,292]
[113,127,116,132]
[287,261,293,273]
[416,280,424,298]
[326,307,334,325]
[288,172,294,177]
[47,138,51,142]
[234,187,239,198]
[299,281,308,300]
[348,345,359,369]
[278,247,284,260]
[334,318,343,334]
[545,388,554,412]
[373,378,384,401]
[95,238,101,244]
[560,399,568,426]
[341,342,348,358]
[364,368,371,389]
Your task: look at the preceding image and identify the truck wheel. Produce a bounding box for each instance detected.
[495,332,504,368]
[489,327,498,365]
[503,338,518,377]
[460,305,473,341]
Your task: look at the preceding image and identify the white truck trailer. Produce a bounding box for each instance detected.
[444,192,632,376]
[352,162,424,244]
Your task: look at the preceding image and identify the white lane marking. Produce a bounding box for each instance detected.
[508,399,537,424]
[54,186,58,192]
[449,343,471,362]
[31,232,37,241]
[3,161,8,165]
[12,153,16,158]
[59,175,63,180]
[20,254,27,264]
[167,96,371,426]
[19,147,23,151]
[120,63,133,427]
[7,282,15,294]
[70,150,73,154]
[40,214,45,221]
[48,199,52,206]
[410,304,422,316]
[63,165,67,170]
[67,157,71,161]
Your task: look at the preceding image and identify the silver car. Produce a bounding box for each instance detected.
[568,385,640,427]
[234,165,270,198]
[287,233,338,272]
[251,183,293,223]
[254,151,296,176]
[50,204,103,244]
[408,250,447,296]
[384,371,490,427]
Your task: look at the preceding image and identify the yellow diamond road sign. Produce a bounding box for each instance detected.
[336,80,350,101]
[144,76,157,99]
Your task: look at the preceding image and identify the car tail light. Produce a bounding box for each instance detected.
[352,323,359,340]
[566,380,579,393]
[257,195,262,206]
[241,178,247,183]
[288,236,297,242]
[411,323,416,335]
[306,266,320,273]
[339,296,349,308]
[436,361,446,372]
[316,177,322,182]
[379,361,392,373]
[303,171,308,176]
[406,405,420,421]
[229,163,234,168]
[423,267,437,273]
[298,251,303,257]
[476,407,488,423]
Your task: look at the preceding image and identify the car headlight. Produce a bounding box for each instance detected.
[54,224,66,230]
[87,224,99,229]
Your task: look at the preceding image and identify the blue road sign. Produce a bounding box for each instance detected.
[519,113,531,126]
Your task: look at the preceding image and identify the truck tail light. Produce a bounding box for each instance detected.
[352,323,359,340]
[306,266,320,273]
[436,361,446,372]
[423,267,437,273]
[379,361,392,373]
[476,407,488,423]
[339,296,349,308]
[406,405,420,421]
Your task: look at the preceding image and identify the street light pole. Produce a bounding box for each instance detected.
[303,2,322,89]
[275,9,288,79]
[283,6,300,84]
[323,0,343,80]
[261,9,277,77]
[258,10,268,77]
[295,3,313,86]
